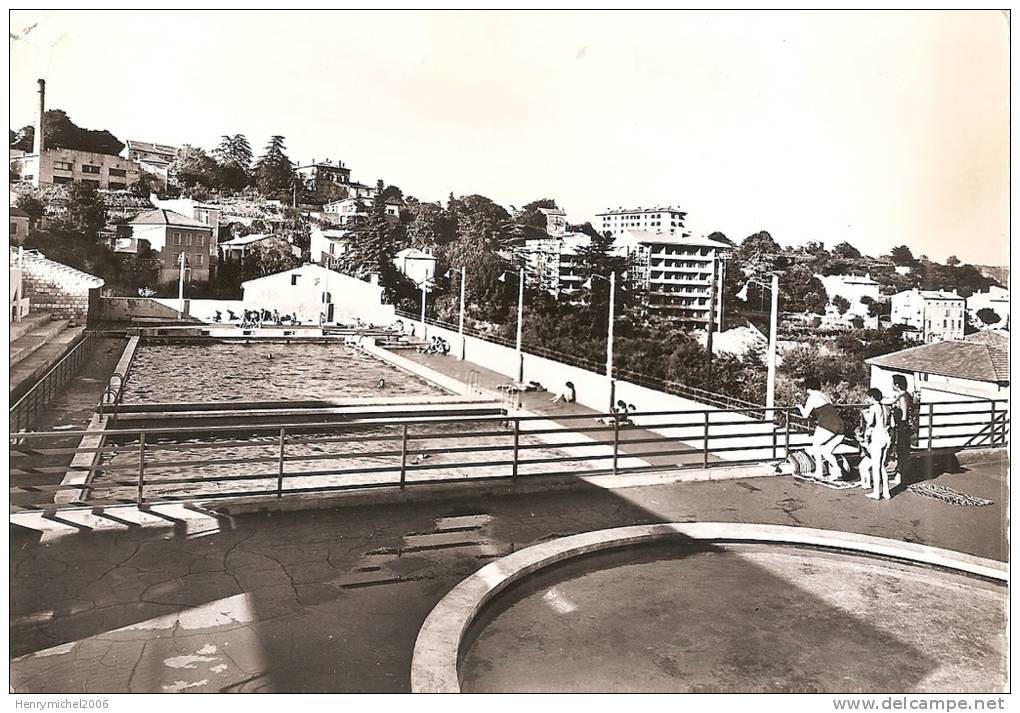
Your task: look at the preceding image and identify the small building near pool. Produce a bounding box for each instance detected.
[241,263,395,325]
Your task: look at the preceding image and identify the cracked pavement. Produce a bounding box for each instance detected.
[9,452,1007,692]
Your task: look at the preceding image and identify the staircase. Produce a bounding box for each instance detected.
[9,312,86,401]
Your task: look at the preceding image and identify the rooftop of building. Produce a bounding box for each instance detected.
[126,140,178,155]
[129,208,211,229]
[597,206,687,216]
[219,233,284,247]
[618,229,732,250]
[893,288,964,300]
[10,206,30,218]
[866,330,1009,383]
[818,272,881,286]
[395,247,436,260]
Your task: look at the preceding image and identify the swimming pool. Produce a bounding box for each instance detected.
[121,342,446,403]
[459,541,1006,693]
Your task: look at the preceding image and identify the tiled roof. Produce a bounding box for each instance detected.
[10,206,30,218]
[219,233,281,247]
[129,208,210,229]
[867,336,1009,383]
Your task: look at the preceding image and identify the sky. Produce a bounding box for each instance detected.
[9,10,1010,265]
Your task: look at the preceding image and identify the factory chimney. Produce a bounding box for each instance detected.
[33,79,46,155]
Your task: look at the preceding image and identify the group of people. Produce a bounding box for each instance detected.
[799,374,914,501]
[214,308,300,328]
[418,336,451,355]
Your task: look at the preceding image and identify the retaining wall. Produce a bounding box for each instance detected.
[17,251,104,321]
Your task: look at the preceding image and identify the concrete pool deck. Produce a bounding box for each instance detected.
[9,451,1007,692]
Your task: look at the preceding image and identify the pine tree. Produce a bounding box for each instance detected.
[254,135,295,199]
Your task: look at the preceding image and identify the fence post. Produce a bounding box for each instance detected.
[989,401,997,447]
[400,424,409,489]
[771,408,778,460]
[277,427,286,498]
[136,432,145,505]
[784,409,791,459]
[703,411,710,469]
[927,403,934,452]
[512,418,520,480]
[612,417,620,475]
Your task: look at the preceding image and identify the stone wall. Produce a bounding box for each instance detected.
[15,249,104,321]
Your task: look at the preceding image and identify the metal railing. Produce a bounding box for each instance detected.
[8,399,1006,513]
[394,308,760,412]
[9,332,98,434]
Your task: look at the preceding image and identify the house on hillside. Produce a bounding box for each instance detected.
[815,273,881,328]
[126,140,177,189]
[867,330,1009,402]
[115,208,215,285]
[295,159,351,194]
[890,288,965,342]
[218,233,300,262]
[241,263,395,325]
[10,206,30,244]
[322,196,400,225]
[394,247,436,289]
[967,285,1009,329]
[310,228,354,269]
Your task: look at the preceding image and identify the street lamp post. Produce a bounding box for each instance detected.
[445,266,468,359]
[736,272,780,414]
[499,269,526,382]
[584,271,619,411]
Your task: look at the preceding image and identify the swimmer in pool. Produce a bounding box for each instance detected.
[377,378,385,389]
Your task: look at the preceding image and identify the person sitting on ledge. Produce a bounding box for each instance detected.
[550,381,576,404]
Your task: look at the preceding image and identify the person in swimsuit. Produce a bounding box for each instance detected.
[798,376,846,480]
[890,375,914,487]
[862,388,892,500]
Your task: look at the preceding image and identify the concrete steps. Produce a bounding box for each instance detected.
[8,312,51,343]
[9,325,87,400]
[9,317,70,368]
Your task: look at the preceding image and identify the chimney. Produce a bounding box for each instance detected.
[33,78,45,155]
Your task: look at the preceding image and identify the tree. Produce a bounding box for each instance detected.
[212,134,253,192]
[779,263,828,314]
[240,240,301,281]
[130,172,162,198]
[169,145,219,191]
[62,181,107,241]
[119,241,162,291]
[346,181,400,291]
[707,231,735,246]
[10,125,33,152]
[889,245,917,267]
[737,230,782,276]
[515,198,558,231]
[404,200,452,249]
[17,110,124,155]
[832,295,851,315]
[946,255,961,267]
[976,308,1001,326]
[15,193,45,226]
[832,241,862,260]
[253,135,296,199]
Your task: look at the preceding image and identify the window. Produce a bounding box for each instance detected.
[108,168,126,178]
[81,164,101,174]
[53,161,73,171]
[197,235,204,246]
[81,178,100,187]
[185,234,193,246]
[51,175,70,184]
[196,253,204,266]
[10,222,18,234]
[108,182,126,191]
[174,232,182,245]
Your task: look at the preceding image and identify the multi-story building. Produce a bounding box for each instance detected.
[114,208,215,285]
[295,160,354,193]
[310,228,354,269]
[152,197,221,262]
[521,223,730,329]
[10,80,145,191]
[596,206,689,237]
[126,140,177,190]
[890,288,966,342]
[966,285,1009,329]
[815,272,882,327]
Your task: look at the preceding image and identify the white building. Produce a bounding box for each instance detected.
[890,288,966,342]
[310,228,353,269]
[596,206,689,237]
[816,272,881,327]
[394,247,437,289]
[322,197,400,225]
[966,285,1009,329]
[241,263,395,325]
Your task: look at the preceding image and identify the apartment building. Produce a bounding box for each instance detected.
[890,288,966,342]
[596,206,689,237]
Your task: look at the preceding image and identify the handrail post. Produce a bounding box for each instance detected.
[927,403,934,452]
[612,417,620,475]
[703,411,710,469]
[400,424,409,489]
[770,408,777,460]
[512,418,520,480]
[784,408,791,459]
[990,401,997,447]
[136,432,145,505]
[277,427,286,498]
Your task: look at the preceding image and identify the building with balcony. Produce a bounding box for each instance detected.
[890,288,966,342]
[596,206,689,237]
[11,148,144,191]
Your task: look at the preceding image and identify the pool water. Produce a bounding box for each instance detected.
[122,342,446,403]
[460,542,1006,693]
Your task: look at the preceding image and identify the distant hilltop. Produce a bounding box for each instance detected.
[975,265,1009,287]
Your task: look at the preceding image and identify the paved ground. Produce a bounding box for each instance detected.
[9,452,1007,693]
